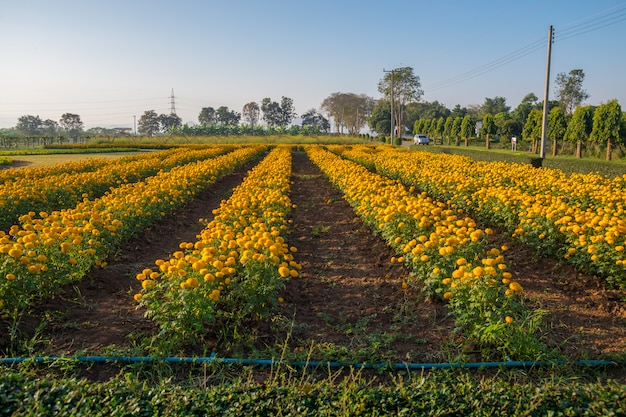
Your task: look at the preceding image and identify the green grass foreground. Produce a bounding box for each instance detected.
[0,366,624,416]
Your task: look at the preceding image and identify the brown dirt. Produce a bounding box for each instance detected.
[2,150,624,369]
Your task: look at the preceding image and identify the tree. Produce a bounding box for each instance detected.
[443,117,453,145]
[300,109,330,133]
[378,67,423,138]
[547,107,567,156]
[404,101,450,133]
[242,102,260,128]
[480,97,510,118]
[451,117,462,146]
[555,69,589,115]
[590,99,622,161]
[367,100,391,137]
[41,119,59,138]
[16,115,43,136]
[260,97,295,128]
[59,113,83,139]
[138,110,160,136]
[512,93,540,127]
[158,113,182,133]
[522,109,543,153]
[278,96,296,126]
[215,106,240,126]
[321,92,374,134]
[198,107,217,125]
[450,104,468,119]
[480,113,496,149]
[493,112,521,142]
[564,105,594,158]
[460,115,475,146]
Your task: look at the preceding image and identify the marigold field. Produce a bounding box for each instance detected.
[0,143,624,415]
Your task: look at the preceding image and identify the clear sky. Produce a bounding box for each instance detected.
[1,0,625,129]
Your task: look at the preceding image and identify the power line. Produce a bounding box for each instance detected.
[424,2,626,94]
[425,38,545,91]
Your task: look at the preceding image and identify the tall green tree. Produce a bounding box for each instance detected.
[158,113,182,133]
[59,113,83,139]
[512,93,540,127]
[300,109,330,133]
[564,105,594,158]
[378,67,423,138]
[443,117,453,145]
[480,113,496,149]
[261,97,296,128]
[451,117,462,146]
[16,115,43,136]
[321,92,374,134]
[450,104,468,119]
[367,100,391,137]
[216,106,240,126]
[242,102,260,128]
[460,115,475,147]
[198,107,217,125]
[278,96,296,126]
[493,112,520,141]
[555,69,589,114]
[522,109,543,153]
[590,99,622,161]
[480,97,510,118]
[138,110,160,136]
[547,107,567,156]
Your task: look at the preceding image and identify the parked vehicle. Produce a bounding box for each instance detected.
[413,134,431,145]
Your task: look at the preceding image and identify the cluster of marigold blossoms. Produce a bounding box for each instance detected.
[0,146,233,231]
[306,145,530,353]
[0,146,264,313]
[135,146,300,341]
[333,145,626,290]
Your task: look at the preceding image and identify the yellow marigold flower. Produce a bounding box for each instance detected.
[278,266,290,278]
[443,291,453,299]
[509,282,523,293]
[6,273,15,281]
[141,279,155,290]
[133,293,143,301]
[505,316,514,324]
[442,278,452,285]
[456,258,467,266]
[289,269,299,278]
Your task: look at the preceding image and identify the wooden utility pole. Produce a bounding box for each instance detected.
[540,25,554,159]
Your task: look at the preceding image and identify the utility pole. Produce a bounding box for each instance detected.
[540,25,554,159]
[383,68,397,144]
[133,115,136,135]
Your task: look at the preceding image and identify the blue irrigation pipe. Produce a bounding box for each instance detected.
[0,353,620,369]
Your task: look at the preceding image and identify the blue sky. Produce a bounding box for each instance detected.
[1,0,625,129]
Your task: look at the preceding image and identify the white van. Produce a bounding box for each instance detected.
[413,134,431,145]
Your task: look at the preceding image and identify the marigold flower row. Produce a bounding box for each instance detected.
[306,146,541,359]
[135,146,299,346]
[0,146,232,231]
[0,145,265,313]
[332,145,626,290]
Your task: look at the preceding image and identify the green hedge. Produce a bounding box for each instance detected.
[0,368,624,416]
